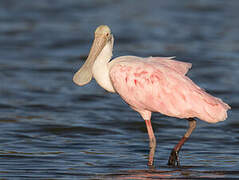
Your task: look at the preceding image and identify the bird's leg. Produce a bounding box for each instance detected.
[168,118,196,167]
[145,119,156,166]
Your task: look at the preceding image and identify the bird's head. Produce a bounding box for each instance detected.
[73,25,113,86]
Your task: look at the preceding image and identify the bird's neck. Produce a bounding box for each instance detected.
[92,42,116,93]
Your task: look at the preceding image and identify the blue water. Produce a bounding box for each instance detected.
[0,0,239,179]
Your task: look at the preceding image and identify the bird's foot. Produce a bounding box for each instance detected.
[148,163,155,170]
[148,160,153,166]
[147,146,156,167]
[147,137,156,167]
[168,150,180,167]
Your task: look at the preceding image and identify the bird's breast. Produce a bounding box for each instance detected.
[92,61,116,93]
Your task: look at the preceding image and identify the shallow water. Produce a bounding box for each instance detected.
[0,0,239,179]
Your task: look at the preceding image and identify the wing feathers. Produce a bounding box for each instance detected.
[148,57,192,75]
[109,56,230,123]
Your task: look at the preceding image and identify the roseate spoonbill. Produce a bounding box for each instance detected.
[73,25,230,166]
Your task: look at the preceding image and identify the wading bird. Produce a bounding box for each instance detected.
[73,25,230,166]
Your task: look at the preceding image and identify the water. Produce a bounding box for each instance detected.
[0,0,239,179]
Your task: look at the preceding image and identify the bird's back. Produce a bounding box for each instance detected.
[109,56,230,123]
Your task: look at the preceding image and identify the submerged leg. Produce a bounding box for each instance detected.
[168,118,196,167]
[145,119,156,166]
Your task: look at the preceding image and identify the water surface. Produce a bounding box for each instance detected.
[0,0,239,179]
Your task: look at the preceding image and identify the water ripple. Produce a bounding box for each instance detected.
[0,0,238,179]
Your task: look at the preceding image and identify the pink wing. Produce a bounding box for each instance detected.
[109,56,230,123]
[147,57,192,75]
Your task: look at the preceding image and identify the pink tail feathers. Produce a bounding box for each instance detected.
[199,96,230,123]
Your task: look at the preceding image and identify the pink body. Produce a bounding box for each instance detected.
[109,56,230,123]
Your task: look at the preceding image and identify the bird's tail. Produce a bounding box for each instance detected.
[200,95,231,123]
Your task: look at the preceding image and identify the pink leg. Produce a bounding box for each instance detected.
[168,118,196,166]
[145,119,156,166]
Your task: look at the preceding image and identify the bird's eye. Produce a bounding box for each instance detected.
[106,33,110,36]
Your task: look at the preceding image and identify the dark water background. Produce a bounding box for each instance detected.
[0,0,239,179]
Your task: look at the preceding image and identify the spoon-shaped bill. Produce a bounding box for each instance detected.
[73,36,107,86]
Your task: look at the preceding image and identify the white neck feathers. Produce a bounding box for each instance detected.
[92,41,116,93]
